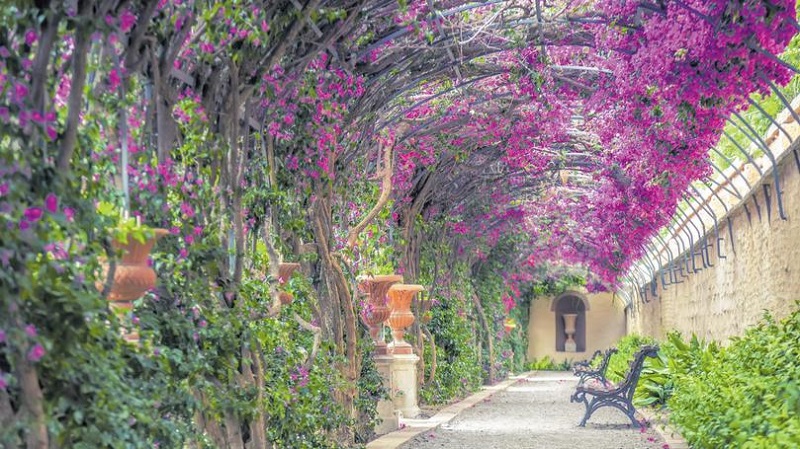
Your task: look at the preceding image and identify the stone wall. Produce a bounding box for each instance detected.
[528,290,627,363]
[627,140,800,342]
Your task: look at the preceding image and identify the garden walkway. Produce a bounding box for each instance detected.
[369,372,681,449]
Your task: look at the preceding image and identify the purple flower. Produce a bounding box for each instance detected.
[119,10,136,32]
[0,183,8,196]
[179,202,195,218]
[63,207,74,222]
[0,329,6,343]
[199,42,215,54]
[14,83,28,101]
[108,69,121,91]
[199,320,207,328]
[44,193,58,214]
[24,324,37,338]
[24,207,43,222]
[27,343,45,362]
[24,29,38,45]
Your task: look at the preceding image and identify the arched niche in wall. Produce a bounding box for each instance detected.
[551,291,589,352]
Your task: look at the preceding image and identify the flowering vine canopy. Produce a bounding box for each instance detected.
[2,0,798,294]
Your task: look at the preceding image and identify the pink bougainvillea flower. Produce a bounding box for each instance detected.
[0,373,7,391]
[24,29,38,45]
[184,234,194,245]
[119,10,136,32]
[192,226,203,235]
[0,329,6,343]
[199,42,214,54]
[108,69,121,91]
[27,343,45,362]
[24,207,43,222]
[179,202,195,218]
[14,83,28,101]
[45,126,57,141]
[24,324,37,338]
[63,207,74,222]
[0,182,8,196]
[44,193,58,214]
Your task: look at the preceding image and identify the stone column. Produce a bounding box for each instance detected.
[389,352,421,419]
[374,355,400,434]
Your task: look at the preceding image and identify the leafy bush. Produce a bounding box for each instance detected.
[605,334,672,407]
[667,308,800,449]
[527,356,572,371]
[419,294,482,405]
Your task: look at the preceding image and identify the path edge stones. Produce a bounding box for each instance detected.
[365,371,537,449]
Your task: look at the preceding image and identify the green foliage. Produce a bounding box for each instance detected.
[527,356,571,371]
[667,308,800,449]
[605,334,671,407]
[419,290,483,405]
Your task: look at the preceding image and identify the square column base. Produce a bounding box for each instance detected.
[389,353,421,419]
[374,355,399,435]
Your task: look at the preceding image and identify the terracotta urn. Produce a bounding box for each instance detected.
[387,284,424,355]
[98,228,168,344]
[360,274,403,355]
[277,262,301,305]
[99,228,168,310]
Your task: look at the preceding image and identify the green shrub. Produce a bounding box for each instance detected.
[527,356,572,371]
[667,308,800,449]
[605,334,672,407]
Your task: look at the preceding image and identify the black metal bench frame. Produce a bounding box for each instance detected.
[572,348,617,384]
[570,345,659,427]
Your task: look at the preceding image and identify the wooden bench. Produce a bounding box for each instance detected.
[570,345,659,427]
[572,347,617,384]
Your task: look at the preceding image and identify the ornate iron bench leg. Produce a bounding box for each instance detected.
[624,403,640,428]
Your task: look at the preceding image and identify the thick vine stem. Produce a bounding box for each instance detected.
[10,301,48,449]
[346,122,409,249]
[346,140,394,249]
[294,313,322,369]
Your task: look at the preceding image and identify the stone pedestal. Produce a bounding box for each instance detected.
[389,353,421,419]
[374,355,399,435]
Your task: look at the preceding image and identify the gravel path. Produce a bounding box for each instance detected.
[398,372,668,449]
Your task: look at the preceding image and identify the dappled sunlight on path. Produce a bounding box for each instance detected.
[397,372,667,449]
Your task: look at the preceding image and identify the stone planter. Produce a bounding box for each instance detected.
[387,284,424,355]
[563,313,578,352]
[360,275,403,355]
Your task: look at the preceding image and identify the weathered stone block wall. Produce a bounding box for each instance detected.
[627,150,800,342]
